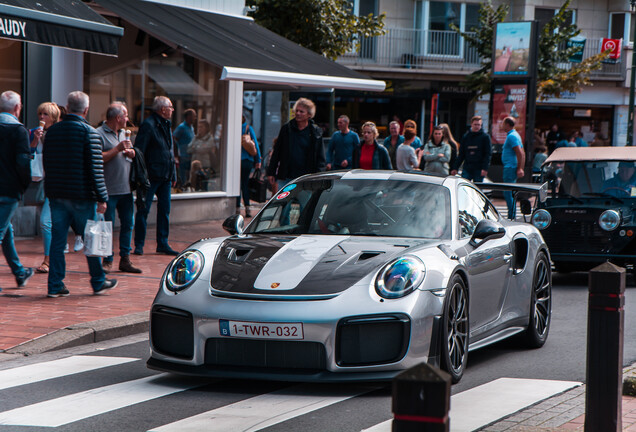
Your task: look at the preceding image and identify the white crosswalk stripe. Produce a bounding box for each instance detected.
[362,378,581,432]
[150,384,378,432]
[0,354,581,431]
[0,355,138,391]
[0,374,201,427]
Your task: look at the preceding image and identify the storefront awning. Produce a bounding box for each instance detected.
[94,0,385,92]
[0,0,122,56]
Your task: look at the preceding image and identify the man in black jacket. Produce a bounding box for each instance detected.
[133,96,178,255]
[43,91,116,298]
[0,91,34,292]
[451,116,492,182]
[266,98,325,191]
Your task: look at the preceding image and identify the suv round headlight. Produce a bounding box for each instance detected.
[599,210,621,231]
[166,250,204,292]
[532,209,551,230]
[375,256,425,299]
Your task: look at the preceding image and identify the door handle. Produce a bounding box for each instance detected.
[503,253,513,263]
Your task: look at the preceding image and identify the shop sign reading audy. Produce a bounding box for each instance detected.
[0,17,26,39]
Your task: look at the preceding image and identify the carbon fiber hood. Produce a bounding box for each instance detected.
[210,235,430,298]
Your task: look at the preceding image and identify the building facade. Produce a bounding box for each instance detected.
[333,0,632,149]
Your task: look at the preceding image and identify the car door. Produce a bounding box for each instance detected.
[457,185,513,331]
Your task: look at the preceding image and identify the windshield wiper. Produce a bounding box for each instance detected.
[581,192,624,204]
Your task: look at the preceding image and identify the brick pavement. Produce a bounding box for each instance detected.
[0,218,229,352]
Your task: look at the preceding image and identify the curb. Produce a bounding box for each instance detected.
[2,311,149,356]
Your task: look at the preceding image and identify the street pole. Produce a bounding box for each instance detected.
[627,1,636,146]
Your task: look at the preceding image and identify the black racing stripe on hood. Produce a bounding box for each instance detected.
[210,235,427,297]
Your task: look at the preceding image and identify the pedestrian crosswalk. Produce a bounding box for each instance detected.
[0,355,581,432]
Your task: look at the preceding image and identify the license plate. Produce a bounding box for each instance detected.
[219,319,304,340]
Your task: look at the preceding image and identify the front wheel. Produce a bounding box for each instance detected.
[440,275,469,383]
[524,252,552,348]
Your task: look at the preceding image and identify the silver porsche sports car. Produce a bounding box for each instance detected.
[147,170,551,383]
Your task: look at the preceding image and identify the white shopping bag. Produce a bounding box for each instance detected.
[84,214,113,257]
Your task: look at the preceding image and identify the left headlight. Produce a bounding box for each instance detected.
[375,256,426,299]
[599,209,621,231]
[166,250,204,292]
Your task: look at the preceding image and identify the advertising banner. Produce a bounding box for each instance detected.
[493,22,533,76]
[601,38,622,64]
[491,84,527,145]
[567,37,586,63]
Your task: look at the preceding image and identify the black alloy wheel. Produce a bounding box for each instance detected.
[440,274,469,383]
[525,252,552,348]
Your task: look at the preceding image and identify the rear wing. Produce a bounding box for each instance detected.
[474,182,548,203]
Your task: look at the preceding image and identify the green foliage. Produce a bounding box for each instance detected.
[247,0,385,60]
[452,0,610,100]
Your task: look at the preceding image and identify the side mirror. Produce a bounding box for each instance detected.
[222,214,244,235]
[469,219,505,247]
[519,198,532,215]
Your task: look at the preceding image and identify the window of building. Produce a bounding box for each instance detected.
[609,12,634,44]
[0,40,23,93]
[414,1,481,57]
[84,19,228,195]
[535,7,576,33]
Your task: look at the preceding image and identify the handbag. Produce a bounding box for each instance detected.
[248,168,268,203]
[241,125,258,157]
[84,214,113,257]
[31,153,44,181]
[23,181,45,206]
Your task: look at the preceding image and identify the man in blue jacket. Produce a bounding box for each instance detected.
[451,116,492,182]
[326,115,359,170]
[43,91,115,297]
[0,91,34,292]
[133,96,179,256]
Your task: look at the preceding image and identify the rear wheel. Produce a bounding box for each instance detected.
[525,252,551,348]
[440,275,469,383]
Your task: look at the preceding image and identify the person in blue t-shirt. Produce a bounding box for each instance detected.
[501,116,525,220]
[326,115,360,170]
[173,109,196,186]
[603,162,636,197]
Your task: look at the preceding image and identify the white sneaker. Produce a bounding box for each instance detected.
[64,243,69,254]
[74,235,84,252]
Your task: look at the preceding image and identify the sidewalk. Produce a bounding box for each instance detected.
[0,217,229,356]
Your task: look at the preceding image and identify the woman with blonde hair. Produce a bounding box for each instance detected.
[437,123,458,170]
[29,102,61,273]
[353,121,392,170]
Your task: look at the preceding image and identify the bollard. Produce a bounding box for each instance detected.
[392,362,451,432]
[585,262,625,432]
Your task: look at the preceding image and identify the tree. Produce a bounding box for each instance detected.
[247,0,386,60]
[452,0,610,100]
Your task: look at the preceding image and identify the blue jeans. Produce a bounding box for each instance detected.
[41,198,52,256]
[461,167,484,182]
[0,197,26,279]
[134,179,171,251]
[48,199,105,294]
[179,158,191,186]
[104,194,134,263]
[503,167,518,220]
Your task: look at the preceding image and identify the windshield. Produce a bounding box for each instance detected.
[542,161,636,198]
[246,179,451,239]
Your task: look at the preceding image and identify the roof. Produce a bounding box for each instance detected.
[544,147,636,164]
[94,0,385,91]
[0,0,122,55]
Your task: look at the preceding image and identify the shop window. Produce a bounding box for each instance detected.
[0,40,22,93]
[84,19,228,196]
[414,1,480,57]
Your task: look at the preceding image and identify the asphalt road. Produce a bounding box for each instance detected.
[1,272,635,432]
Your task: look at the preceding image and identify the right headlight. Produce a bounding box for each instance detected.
[599,209,621,231]
[166,250,204,292]
[375,256,425,299]
[531,209,551,230]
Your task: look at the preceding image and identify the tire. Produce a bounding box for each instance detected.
[440,274,469,383]
[524,252,552,348]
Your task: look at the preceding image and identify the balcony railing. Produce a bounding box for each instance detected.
[556,38,624,80]
[338,28,625,80]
